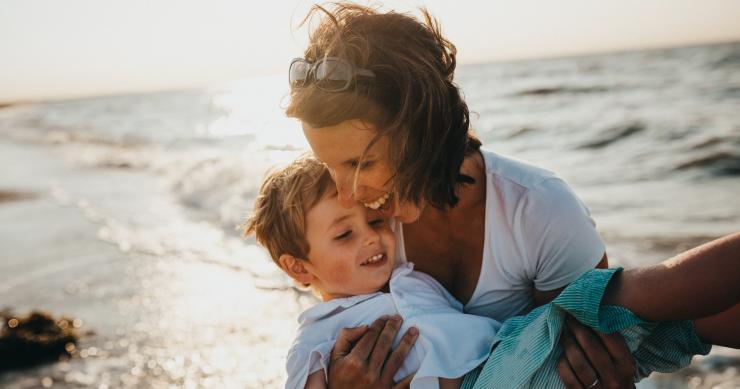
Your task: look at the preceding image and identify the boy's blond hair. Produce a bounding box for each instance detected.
[242,155,335,262]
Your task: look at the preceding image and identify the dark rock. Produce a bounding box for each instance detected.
[0,190,37,204]
[0,310,80,372]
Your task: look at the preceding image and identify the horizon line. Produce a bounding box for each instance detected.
[2,38,737,106]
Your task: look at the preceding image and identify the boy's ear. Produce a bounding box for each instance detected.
[278,254,314,285]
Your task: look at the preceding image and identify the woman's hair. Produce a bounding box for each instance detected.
[286,3,481,208]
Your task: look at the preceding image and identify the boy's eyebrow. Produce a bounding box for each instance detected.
[327,214,353,232]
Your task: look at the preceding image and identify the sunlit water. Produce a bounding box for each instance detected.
[0,42,738,388]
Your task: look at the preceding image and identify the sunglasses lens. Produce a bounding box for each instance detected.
[289,60,310,86]
[315,60,352,91]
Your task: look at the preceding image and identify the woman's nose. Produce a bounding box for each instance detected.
[333,173,355,207]
[336,187,354,207]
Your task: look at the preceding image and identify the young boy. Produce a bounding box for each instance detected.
[243,156,497,389]
[243,156,740,389]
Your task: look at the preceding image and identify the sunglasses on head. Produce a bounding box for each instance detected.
[289,57,376,92]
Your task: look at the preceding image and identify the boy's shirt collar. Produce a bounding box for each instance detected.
[298,293,382,325]
[298,263,415,325]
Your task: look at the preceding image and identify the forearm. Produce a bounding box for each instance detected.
[439,377,462,389]
[602,232,740,322]
[694,302,740,347]
[305,370,327,389]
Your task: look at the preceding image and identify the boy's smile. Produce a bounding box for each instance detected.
[301,189,396,301]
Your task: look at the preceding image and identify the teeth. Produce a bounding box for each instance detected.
[364,192,391,210]
[362,254,384,265]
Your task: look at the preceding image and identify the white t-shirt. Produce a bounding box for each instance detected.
[285,263,500,389]
[395,149,605,321]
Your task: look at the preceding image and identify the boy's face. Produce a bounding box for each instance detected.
[302,191,396,300]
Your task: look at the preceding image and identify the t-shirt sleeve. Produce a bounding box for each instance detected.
[517,177,606,291]
[285,344,331,389]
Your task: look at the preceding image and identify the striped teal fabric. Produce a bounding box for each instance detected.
[461,268,711,389]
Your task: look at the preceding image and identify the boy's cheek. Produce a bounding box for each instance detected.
[380,230,396,250]
[330,264,358,283]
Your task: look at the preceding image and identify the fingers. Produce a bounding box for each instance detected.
[565,317,621,389]
[381,326,419,385]
[368,315,403,373]
[392,372,414,389]
[350,316,389,361]
[331,325,370,362]
[596,331,636,380]
[560,325,598,387]
[557,355,585,389]
[328,315,419,389]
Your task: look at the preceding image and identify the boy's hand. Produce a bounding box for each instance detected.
[328,315,418,388]
[557,316,636,389]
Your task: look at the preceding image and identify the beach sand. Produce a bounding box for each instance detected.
[0,137,737,388]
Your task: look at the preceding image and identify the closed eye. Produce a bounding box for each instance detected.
[369,218,386,227]
[334,230,352,240]
[348,159,374,170]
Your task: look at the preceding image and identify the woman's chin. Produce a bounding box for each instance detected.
[376,195,396,218]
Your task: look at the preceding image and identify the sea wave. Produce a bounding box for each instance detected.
[708,43,740,69]
[675,151,740,176]
[577,121,646,149]
[511,85,613,97]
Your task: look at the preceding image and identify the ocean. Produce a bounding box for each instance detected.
[1,41,739,388]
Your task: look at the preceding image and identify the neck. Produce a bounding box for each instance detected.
[318,282,390,302]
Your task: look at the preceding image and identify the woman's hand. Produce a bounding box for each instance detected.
[328,315,419,389]
[556,316,636,389]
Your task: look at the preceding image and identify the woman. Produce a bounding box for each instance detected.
[287,4,635,388]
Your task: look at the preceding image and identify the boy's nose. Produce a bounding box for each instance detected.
[362,229,380,247]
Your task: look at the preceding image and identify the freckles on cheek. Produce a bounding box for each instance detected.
[328,262,356,284]
[363,171,387,191]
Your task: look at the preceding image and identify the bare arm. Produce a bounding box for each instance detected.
[601,232,740,347]
[439,377,463,389]
[602,232,740,322]
[305,370,327,389]
[693,302,740,348]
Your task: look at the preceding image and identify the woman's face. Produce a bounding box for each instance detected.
[303,119,422,222]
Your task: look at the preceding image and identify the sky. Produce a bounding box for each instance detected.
[1,0,740,103]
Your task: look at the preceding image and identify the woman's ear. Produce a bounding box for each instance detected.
[278,254,314,285]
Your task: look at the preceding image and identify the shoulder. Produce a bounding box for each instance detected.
[477,149,586,217]
[478,150,586,228]
[480,149,557,191]
[479,150,604,288]
[453,149,547,213]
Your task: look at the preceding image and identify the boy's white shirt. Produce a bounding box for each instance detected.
[285,262,500,389]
